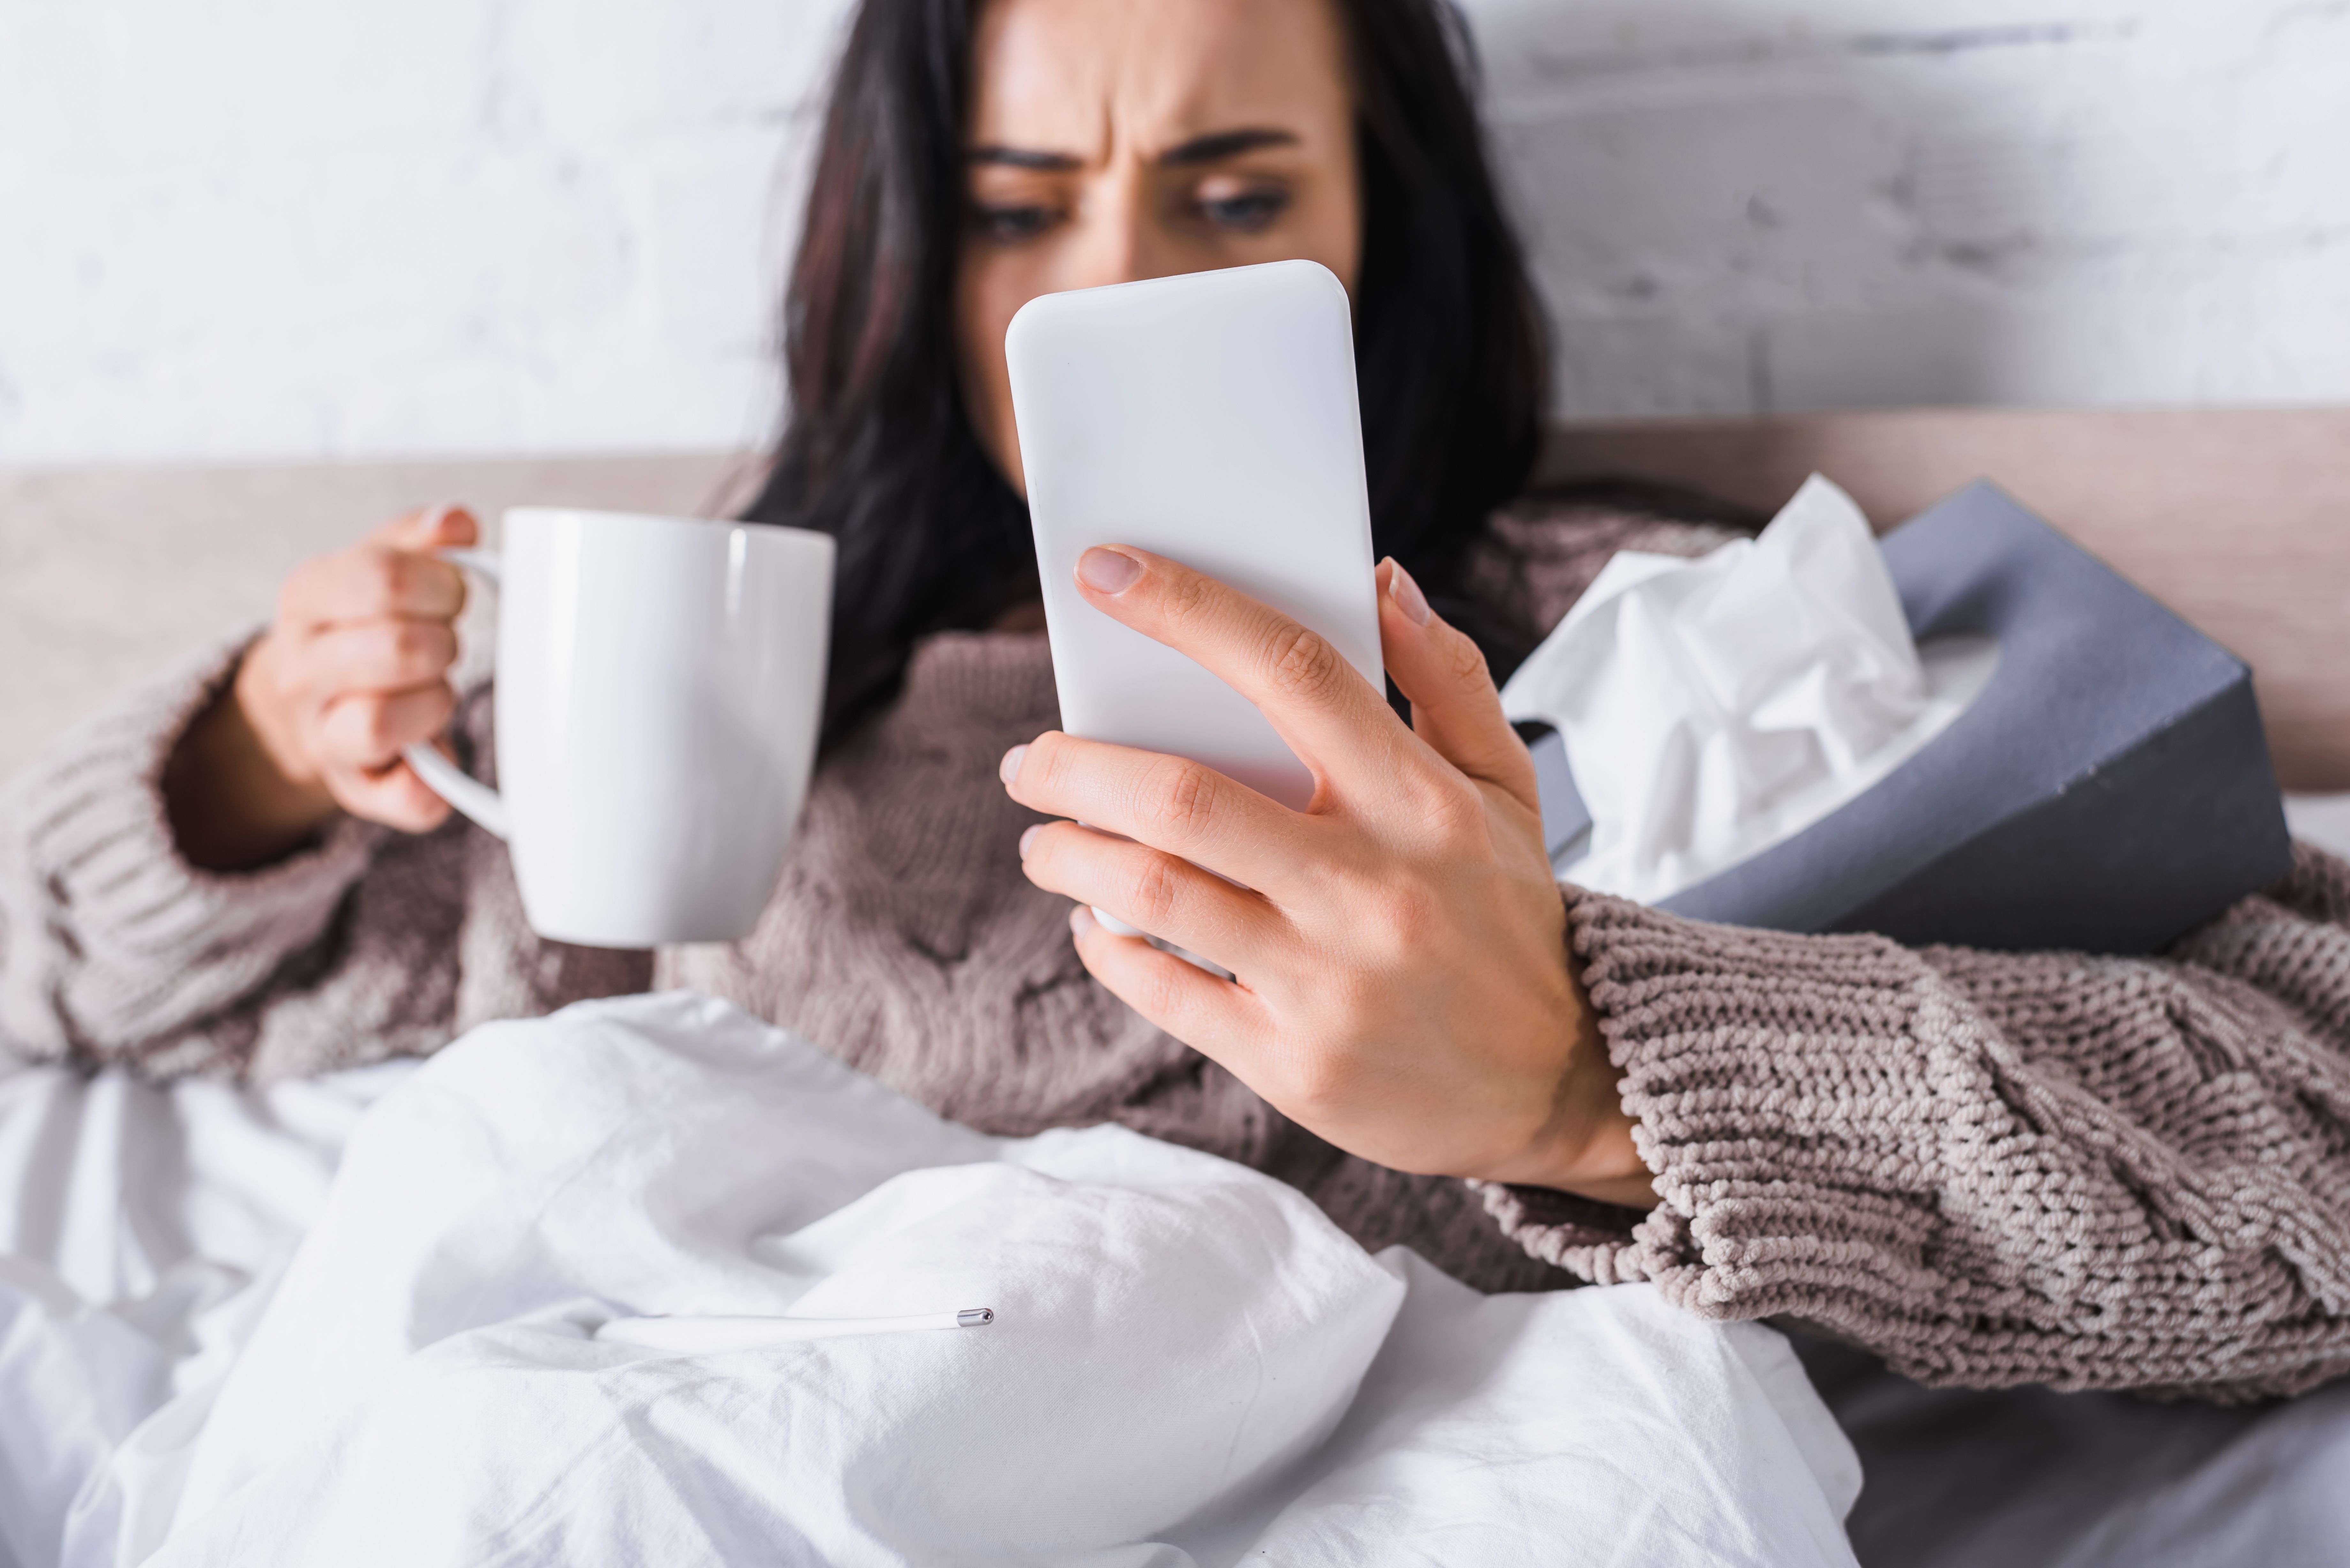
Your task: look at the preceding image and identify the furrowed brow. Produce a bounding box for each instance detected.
[1157,128,1299,168]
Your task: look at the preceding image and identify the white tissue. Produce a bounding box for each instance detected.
[1500,475,1997,905]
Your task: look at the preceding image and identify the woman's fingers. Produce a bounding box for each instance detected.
[1018,818,1280,966]
[1003,731,1311,890]
[371,502,481,555]
[315,682,458,770]
[1015,550,1638,1198]
[1375,558,1539,811]
[280,538,468,629]
[303,618,460,695]
[200,505,486,847]
[1067,905,1266,1055]
[1070,546,1405,792]
[322,754,455,833]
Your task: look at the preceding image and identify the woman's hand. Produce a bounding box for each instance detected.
[1002,547,1651,1205]
[164,505,477,871]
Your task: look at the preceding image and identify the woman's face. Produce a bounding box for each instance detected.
[954,0,1363,495]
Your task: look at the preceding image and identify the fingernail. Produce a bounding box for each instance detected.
[1077,547,1143,594]
[1070,905,1096,938]
[1019,824,1041,858]
[1000,744,1027,786]
[1385,556,1431,626]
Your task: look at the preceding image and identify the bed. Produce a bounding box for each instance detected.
[4,409,2348,1564]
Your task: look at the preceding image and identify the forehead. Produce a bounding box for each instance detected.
[967,0,1353,157]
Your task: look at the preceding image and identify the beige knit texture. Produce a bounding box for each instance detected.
[0,638,649,1080]
[5,488,2345,1397]
[1478,853,2350,1400]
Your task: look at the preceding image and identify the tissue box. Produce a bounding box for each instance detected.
[1534,482,2293,954]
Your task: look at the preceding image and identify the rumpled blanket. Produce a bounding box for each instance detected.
[4,992,1860,1566]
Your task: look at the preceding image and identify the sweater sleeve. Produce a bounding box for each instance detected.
[0,639,649,1081]
[1478,845,2350,1402]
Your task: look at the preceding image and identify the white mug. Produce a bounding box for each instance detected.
[401,507,835,949]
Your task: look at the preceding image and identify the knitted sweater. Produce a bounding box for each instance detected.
[3,494,2346,1400]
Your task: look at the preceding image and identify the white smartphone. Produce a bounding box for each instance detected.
[1006,260,1383,811]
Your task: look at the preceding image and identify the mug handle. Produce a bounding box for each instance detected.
[399,547,512,841]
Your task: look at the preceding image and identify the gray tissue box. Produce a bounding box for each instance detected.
[1523,482,2293,954]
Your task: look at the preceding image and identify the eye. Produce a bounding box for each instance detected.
[1199,189,1289,233]
[973,202,1059,243]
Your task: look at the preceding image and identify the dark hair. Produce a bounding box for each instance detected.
[743,0,1548,747]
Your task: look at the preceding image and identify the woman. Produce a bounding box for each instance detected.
[6,0,2347,1400]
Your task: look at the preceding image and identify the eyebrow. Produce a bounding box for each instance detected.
[967,146,1083,171]
[966,127,1300,172]
[1158,127,1299,167]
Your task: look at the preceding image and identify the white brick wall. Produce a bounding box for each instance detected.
[0,0,851,466]
[1476,0,2350,418]
[1,0,2344,466]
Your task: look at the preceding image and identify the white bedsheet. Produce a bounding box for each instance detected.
[0,1052,411,1568]
[0,992,1861,1568]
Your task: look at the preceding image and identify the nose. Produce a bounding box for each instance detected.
[1061,171,1183,291]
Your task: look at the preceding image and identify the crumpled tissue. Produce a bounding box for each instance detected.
[1501,474,1998,905]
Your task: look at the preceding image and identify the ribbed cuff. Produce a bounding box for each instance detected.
[2,635,382,1059]
[1489,881,2350,1400]
[1480,890,1955,1331]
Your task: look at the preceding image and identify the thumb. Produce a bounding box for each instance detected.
[1376,557,1538,809]
[375,502,481,554]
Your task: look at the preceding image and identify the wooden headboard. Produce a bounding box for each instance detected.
[3,407,2344,788]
